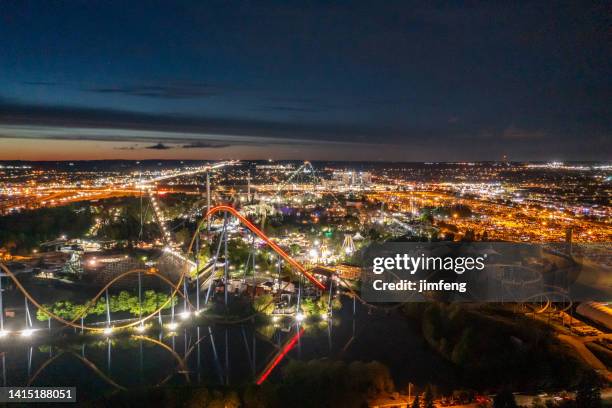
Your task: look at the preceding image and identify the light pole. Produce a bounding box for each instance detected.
[408,382,412,404]
[195,231,200,313]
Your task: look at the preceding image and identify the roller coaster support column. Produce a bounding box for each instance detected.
[24,297,32,330]
[138,270,143,329]
[247,171,251,203]
[328,275,334,319]
[251,234,256,300]
[224,218,229,309]
[105,289,111,330]
[296,274,302,315]
[205,213,227,305]
[183,273,189,316]
[206,172,211,232]
[195,232,200,312]
[277,254,281,300]
[170,288,175,325]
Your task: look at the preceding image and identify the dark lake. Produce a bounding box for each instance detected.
[0,298,455,402]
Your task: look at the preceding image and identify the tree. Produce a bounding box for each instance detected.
[493,389,517,408]
[575,371,601,408]
[35,290,173,322]
[411,394,420,408]
[36,308,50,322]
[253,294,274,315]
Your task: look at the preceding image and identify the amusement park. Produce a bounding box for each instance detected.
[0,159,610,406]
[1,1,611,405]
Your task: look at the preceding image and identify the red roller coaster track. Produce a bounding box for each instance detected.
[199,205,326,290]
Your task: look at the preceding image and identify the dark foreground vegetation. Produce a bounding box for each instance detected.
[402,302,593,390]
[85,359,393,408]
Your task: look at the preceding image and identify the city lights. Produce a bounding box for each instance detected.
[0,158,608,407]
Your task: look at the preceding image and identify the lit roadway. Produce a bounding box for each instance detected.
[0,161,237,213]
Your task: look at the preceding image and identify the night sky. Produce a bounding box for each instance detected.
[0,1,610,161]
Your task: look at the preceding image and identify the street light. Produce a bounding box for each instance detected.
[21,329,34,337]
[308,248,318,261]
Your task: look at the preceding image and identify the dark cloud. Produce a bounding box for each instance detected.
[113,144,139,150]
[22,81,59,86]
[88,83,221,99]
[182,142,230,149]
[260,105,321,113]
[0,99,376,144]
[146,142,172,150]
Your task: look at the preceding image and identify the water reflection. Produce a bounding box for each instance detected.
[0,300,454,402]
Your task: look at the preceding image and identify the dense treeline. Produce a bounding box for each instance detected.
[36,290,175,321]
[0,196,197,254]
[0,205,93,254]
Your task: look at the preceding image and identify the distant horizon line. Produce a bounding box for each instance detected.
[0,159,609,164]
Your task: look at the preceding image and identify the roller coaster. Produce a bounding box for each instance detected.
[0,204,327,337]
